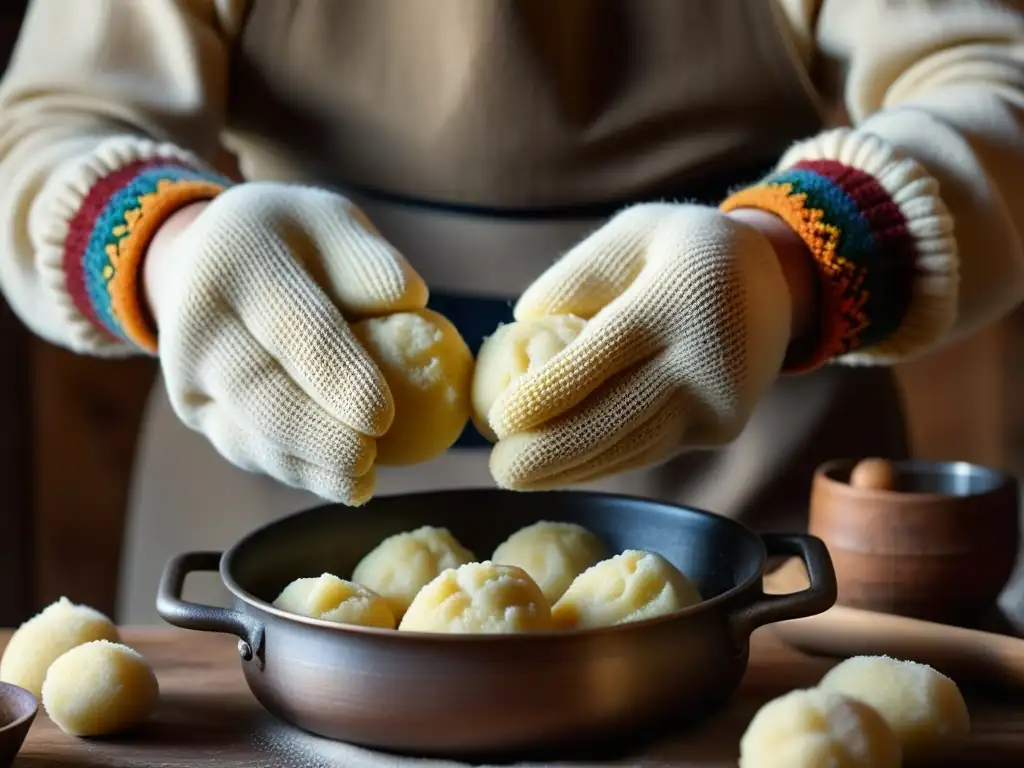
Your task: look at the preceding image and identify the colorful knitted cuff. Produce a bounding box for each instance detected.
[721,129,958,371]
[63,159,230,354]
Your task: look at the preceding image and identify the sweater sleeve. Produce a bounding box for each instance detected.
[723,0,1024,368]
[0,0,246,357]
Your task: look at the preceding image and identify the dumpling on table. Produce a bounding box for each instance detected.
[0,596,120,698]
[551,550,702,629]
[399,561,552,634]
[42,640,160,737]
[491,521,607,602]
[352,525,476,620]
[739,688,901,768]
[817,655,970,760]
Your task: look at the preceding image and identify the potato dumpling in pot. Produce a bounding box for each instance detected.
[351,308,473,466]
[551,549,702,629]
[398,561,552,634]
[818,655,970,760]
[352,525,476,620]
[273,573,396,629]
[471,314,587,442]
[739,687,902,768]
[491,520,607,602]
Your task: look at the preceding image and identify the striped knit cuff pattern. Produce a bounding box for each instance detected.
[721,129,958,370]
[62,158,229,353]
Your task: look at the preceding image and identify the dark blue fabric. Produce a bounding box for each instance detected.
[427,291,516,449]
[392,158,778,450]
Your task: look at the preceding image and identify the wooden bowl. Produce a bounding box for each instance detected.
[0,682,38,767]
[809,459,1020,624]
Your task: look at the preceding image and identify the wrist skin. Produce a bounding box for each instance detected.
[143,201,210,325]
[141,202,818,347]
[725,208,818,346]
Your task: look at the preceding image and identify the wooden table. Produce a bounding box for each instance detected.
[4,628,1024,767]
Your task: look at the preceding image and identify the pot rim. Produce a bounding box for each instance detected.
[815,458,1018,504]
[217,488,773,643]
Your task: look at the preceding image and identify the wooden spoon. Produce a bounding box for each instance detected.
[764,558,1024,688]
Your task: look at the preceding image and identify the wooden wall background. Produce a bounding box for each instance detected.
[0,1,1020,625]
[0,0,30,627]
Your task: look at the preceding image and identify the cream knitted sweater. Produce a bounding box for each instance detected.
[1,0,1022,363]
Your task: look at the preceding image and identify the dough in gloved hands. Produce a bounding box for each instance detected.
[472,315,587,442]
[352,309,473,466]
[487,205,792,490]
[155,182,429,506]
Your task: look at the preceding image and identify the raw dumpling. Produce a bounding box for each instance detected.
[0,597,120,698]
[491,521,607,602]
[817,655,970,759]
[352,526,476,619]
[399,561,552,634]
[551,550,702,629]
[42,640,159,737]
[471,314,587,442]
[352,309,473,465]
[739,688,901,768]
[273,573,396,628]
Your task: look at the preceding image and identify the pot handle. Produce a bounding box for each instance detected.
[730,533,837,639]
[156,551,265,665]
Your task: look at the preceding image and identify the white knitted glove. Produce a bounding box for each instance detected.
[488,204,792,490]
[153,183,428,504]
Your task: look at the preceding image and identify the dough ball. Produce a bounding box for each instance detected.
[352,309,473,465]
[0,597,120,698]
[471,314,587,441]
[491,521,607,603]
[818,655,970,759]
[42,640,159,737]
[399,561,552,634]
[352,526,476,619]
[739,688,901,768]
[849,458,897,491]
[551,550,702,630]
[273,573,396,629]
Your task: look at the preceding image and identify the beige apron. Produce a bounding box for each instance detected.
[118,197,908,625]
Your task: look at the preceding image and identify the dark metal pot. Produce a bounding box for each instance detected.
[156,489,836,758]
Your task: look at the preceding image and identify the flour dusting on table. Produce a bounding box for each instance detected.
[248,718,677,768]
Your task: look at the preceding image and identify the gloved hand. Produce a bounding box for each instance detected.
[149,182,428,504]
[487,204,794,490]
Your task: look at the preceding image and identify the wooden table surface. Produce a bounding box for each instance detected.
[4,627,1024,767]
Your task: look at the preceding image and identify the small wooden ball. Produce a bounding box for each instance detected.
[850,458,896,491]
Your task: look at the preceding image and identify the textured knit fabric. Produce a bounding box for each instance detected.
[154,182,429,505]
[486,205,792,490]
[17,135,229,355]
[59,139,230,353]
[0,0,1022,511]
[721,128,958,369]
[1,0,1022,360]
